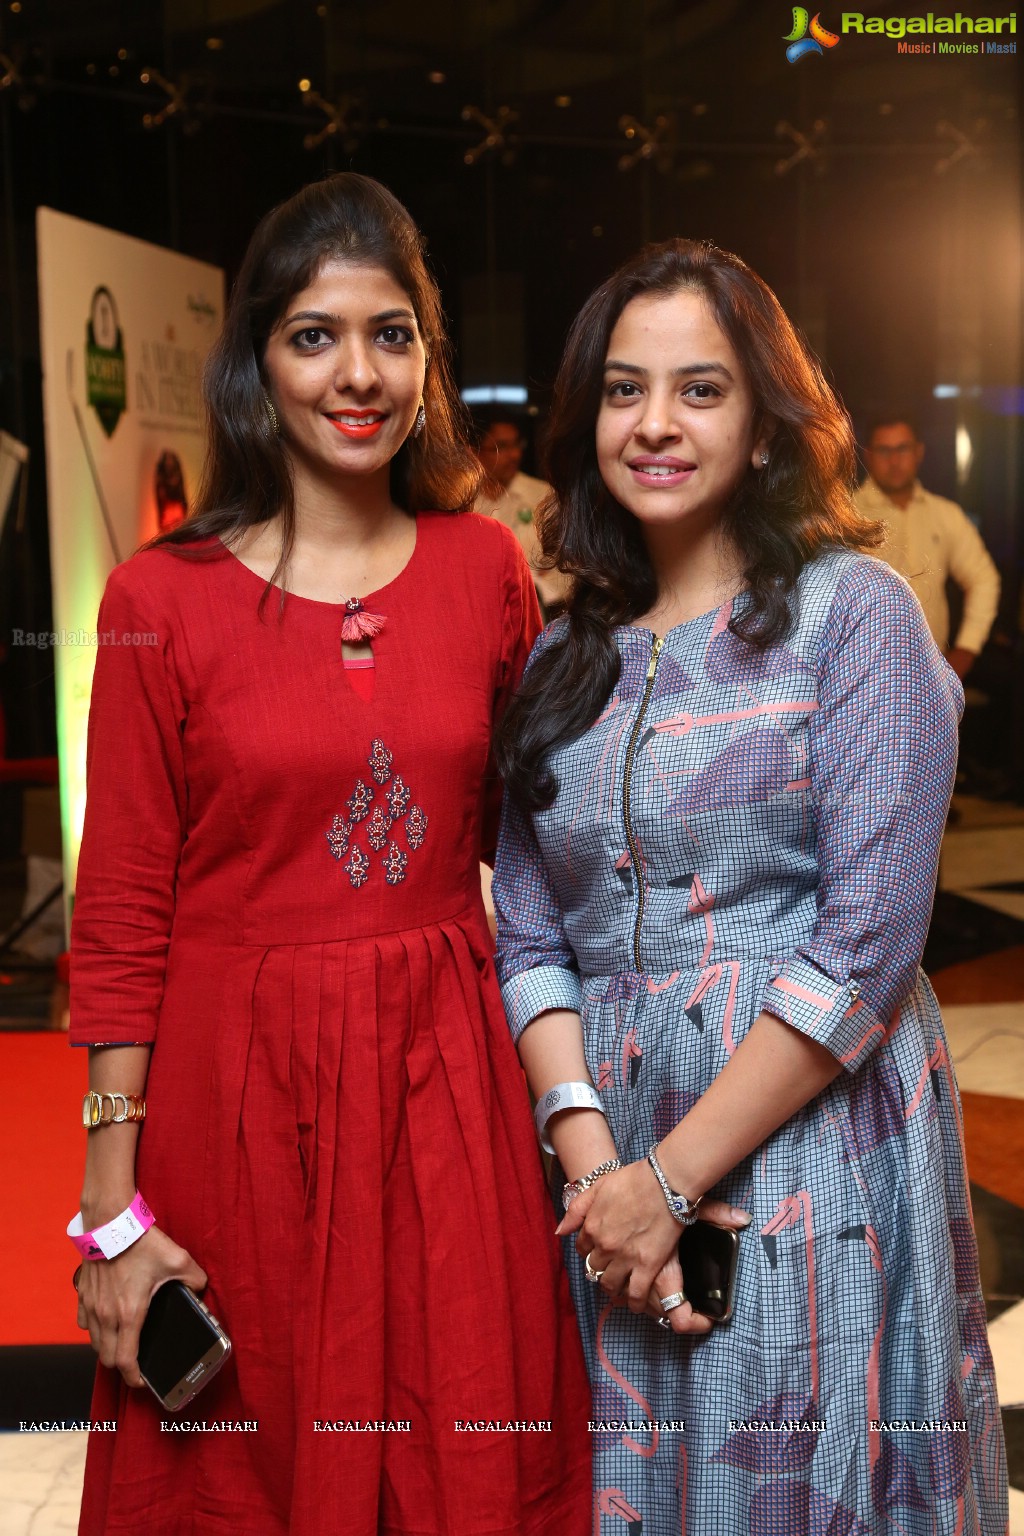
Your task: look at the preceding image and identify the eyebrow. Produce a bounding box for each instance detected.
[603,359,735,382]
[281,307,418,327]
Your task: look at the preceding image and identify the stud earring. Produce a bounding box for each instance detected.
[759,449,769,468]
[412,400,426,439]
[263,393,280,437]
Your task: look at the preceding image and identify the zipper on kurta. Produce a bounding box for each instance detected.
[622,635,663,973]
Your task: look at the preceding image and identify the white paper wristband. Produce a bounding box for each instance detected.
[534,1081,605,1154]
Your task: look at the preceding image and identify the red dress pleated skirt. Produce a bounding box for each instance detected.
[71,517,592,1534]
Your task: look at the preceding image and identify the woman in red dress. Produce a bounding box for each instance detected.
[70,173,591,1536]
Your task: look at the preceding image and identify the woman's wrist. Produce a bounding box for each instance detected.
[646,1134,706,1208]
[548,1109,618,1181]
[80,1180,141,1229]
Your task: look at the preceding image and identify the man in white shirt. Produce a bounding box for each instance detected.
[472,408,570,615]
[853,415,1000,680]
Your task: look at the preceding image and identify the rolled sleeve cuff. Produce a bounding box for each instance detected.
[761,957,889,1073]
[500,966,583,1044]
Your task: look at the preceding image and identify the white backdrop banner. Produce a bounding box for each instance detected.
[36,208,224,930]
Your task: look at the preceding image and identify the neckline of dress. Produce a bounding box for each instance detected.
[615,590,748,642]
[219,513,422,611]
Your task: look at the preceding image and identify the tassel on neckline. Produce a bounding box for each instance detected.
[341,597,386,643]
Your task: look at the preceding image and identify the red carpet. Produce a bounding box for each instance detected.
[960,1091,1024,1211]
[931,945,1024,1006]
[1,1032,87,1344]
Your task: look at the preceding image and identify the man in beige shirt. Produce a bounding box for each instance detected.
[853,415,999,679]
[472,408,570,616]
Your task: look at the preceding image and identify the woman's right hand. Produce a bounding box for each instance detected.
[75,1226,207,1389]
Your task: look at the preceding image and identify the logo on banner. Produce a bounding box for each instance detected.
[187,293,218,327]
[86,286,127,437]
[783,8,841,62]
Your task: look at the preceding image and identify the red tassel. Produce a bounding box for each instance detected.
[341,599,386,642]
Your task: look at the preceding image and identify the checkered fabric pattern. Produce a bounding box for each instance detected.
[493,550,1007,1535]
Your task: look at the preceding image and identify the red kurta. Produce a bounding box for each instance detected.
[70,511,591,1536]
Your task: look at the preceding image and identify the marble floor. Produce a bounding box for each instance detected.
[2,794,1023,1534]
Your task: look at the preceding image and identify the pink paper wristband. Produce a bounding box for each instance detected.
[67,1191,155,1261]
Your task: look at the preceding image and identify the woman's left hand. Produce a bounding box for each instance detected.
[557,1162,750,1328]
[556,1160,684,1308]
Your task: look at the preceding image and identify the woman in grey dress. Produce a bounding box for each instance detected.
[491,238,1007,1535]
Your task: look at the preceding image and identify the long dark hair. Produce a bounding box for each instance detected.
[497,237,880,811]
[152,173,481,577]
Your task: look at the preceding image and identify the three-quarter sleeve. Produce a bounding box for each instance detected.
[480,527,542,866]
[760,561,963,1072]
[70,563,188,1046]
[492,624,582,1042]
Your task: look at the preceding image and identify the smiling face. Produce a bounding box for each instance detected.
[261,259,427,496]
[596,287,770,540]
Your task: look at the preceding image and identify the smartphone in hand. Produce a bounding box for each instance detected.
[677,1220,740,1323]
[137,1281,231,1411]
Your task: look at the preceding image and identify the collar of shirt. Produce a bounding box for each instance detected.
[859,477,927,513]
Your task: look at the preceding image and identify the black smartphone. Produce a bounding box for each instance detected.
[137,1282,232,1412]
[677,1220,740,1323]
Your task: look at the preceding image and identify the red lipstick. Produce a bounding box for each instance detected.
[327,413,386,439]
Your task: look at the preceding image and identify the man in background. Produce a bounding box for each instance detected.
[473,406,570,616]
[854,413,999,679]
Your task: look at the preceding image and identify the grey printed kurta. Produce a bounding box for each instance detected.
[493,551,1007,1536]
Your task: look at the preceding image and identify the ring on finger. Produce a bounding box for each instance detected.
[659,1290,686,1312]
[584,1251,605,1283]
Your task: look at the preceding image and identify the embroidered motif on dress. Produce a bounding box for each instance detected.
[366,805,392,851]
[343,845,370,888]
[369,738,393,785]
[348,780,373,822]
[405,805,427,850]
[387,777,410,817]
[326,815,352,860]
[326,740,427,887]
[382,842,408,884]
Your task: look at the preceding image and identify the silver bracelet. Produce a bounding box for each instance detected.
[562,1158,621,1211]
[647,1145,703,1226]
[534,1081,605,1155]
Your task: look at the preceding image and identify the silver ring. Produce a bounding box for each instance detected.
[659,1290,686,1312]
[584,1251,605,1283]
[656,1316,672,1329]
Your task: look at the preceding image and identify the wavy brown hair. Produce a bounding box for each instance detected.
[497,237,880,810]
[152,173,481,578]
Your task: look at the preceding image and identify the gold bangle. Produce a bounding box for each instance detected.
[82,1091,147,1128]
